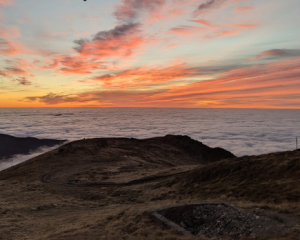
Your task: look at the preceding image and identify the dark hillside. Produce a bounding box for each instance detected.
[169,150,300,203]
[0,133,66,160]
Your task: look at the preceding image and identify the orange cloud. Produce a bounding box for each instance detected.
[0,26,21,38]
[90,61,198,88]
[22,58,300,108]
[23,90,161,107]
[148,58,300,108]
[57,56,109,75]
[37,55,110,75]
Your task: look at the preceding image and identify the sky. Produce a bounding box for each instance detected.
[0,0,300,108]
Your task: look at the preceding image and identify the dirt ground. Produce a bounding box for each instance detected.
[0,135,300,240]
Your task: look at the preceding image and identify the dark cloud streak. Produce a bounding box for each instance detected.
[15,77,32,86]
[249,49,300,61]
[194,0,226,16]
[114,0,166,22]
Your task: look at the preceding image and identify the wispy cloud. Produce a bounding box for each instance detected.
[194,0,226,16]
[24,90,162,107]
[0,38,19,55]
[148,58,300,108]
[0,26,21,39]
[248,49,300,61]
[234,6,254,13]
[15,77,32,85]
[169,25,204,36]
[89,61,199,88]
[23,57,300,108]
[0,0,14,6]
[114,0,166,22]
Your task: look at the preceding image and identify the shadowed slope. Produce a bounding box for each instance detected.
[167,150,300,203]
[0,135,234,181]
[0,133,66,160]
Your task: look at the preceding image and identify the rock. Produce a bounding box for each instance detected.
[158,204,299,239]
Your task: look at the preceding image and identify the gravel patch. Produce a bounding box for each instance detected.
[156,204,299,239]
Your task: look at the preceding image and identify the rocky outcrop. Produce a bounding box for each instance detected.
[0,133,66,160]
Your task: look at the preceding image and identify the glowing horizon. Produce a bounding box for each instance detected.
[1,0,300,108]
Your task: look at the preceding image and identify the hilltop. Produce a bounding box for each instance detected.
[0,135,299,240]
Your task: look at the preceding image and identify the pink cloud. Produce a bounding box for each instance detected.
[260,49,287,56]
[206,29,240,39]
[193,0,249,17]
[0,26,21,39]
[234,6,254,13]
[0,0,14,6]
[41,31,71,38]
[17,18,31,24]
[0,38,19,55]
[191,19,214,27]
[166,44,181,49]
[1,59,35,78]
[169,25,204,36]
[145,4,185,24]
[0,38,48,56]
[74,31,91,37]
[74,23,146,59]
[247,49,300,61]
[230,23,257,29]
[191,19,258,39]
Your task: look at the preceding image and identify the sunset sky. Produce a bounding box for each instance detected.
[0,0,300,108]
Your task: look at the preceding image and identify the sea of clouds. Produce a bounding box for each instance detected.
[0,108,299,171]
